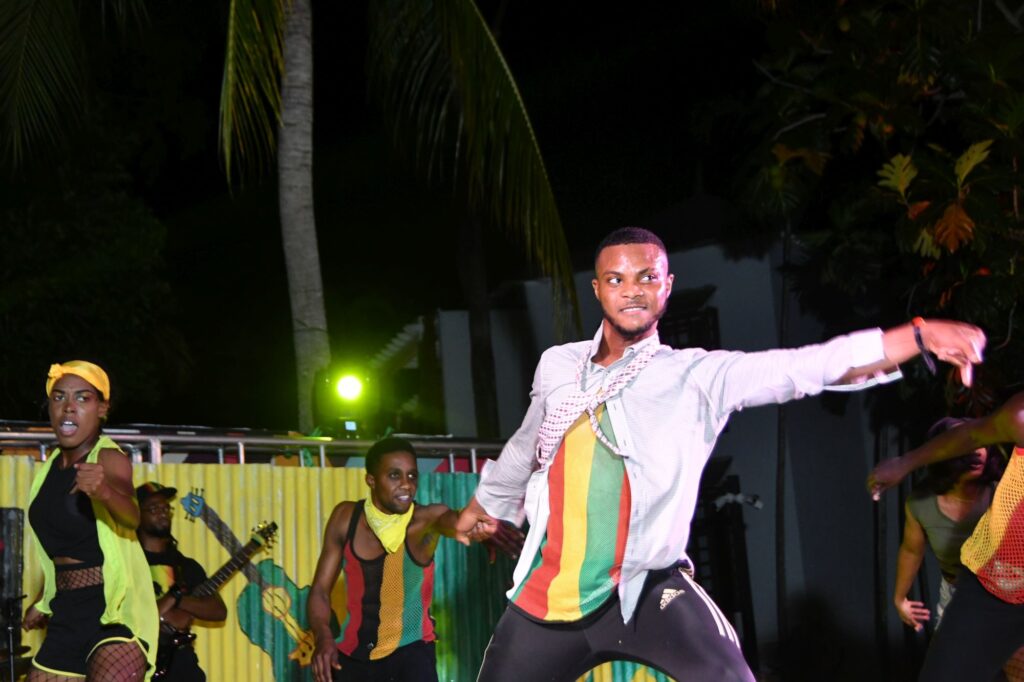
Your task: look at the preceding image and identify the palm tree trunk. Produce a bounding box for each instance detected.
[278,0,329,432]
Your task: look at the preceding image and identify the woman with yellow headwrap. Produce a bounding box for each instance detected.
[23,361,158,681]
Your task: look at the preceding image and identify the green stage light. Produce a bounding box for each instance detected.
[314,364,380,437]
[336,375,363,401]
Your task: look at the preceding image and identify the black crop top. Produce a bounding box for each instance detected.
[28,458,103,563]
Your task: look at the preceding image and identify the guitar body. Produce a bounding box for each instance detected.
[152,628,199,682]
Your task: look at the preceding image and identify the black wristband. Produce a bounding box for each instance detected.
[912,317,937,375]
[169,586,183,609]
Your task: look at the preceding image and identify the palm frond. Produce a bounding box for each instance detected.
[0,0,85,167]
[367,0,581,337]
[98,0,148,33]
[219,0,286,182]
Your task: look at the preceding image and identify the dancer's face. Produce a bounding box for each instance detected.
[593,243,674,343]
[959,447,989,481]
[367,451,418,514]
[48,374,108,455]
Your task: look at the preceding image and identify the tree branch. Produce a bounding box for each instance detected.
[923,90,966,130]
[994,0,1024,30]
[773,113,827,141]
[753,60,815,95]
[994,301,1016,350]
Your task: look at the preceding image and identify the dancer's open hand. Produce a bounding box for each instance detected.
[867,457,910,501]
[895,597,930,632]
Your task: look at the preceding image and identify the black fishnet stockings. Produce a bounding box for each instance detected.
[54,566,103,591]
[26,667,79,682]
[26,639,147,681]
[86,641,147,681]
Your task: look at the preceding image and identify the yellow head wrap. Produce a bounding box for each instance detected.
[46,361,111,400]
[363,498,415,553]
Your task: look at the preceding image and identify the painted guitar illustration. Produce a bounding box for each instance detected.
[152,521,278,680]
[180,491,329,681]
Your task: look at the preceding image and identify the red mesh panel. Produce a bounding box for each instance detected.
[963,452,1024,603]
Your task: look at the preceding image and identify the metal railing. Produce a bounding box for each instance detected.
[0,427,505,472]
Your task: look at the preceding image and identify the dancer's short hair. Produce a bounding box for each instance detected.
[594,227,666,267]
[366,437,417,476]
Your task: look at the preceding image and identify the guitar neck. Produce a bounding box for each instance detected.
[195,504,245,555]
[191,540,263,598]
[185,496,273,590]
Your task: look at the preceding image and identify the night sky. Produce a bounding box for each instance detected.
[4,2,764,430]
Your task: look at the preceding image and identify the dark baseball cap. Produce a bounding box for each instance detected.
[136,481,178,504]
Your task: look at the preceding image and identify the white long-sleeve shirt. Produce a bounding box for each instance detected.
[475,323,899,623]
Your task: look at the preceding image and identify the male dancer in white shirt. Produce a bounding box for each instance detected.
[458,227,985,681]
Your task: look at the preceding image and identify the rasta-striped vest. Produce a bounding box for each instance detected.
[961,447,1024,603]
[512,405,631,622]
[337,500,436,660]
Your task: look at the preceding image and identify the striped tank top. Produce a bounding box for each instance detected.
[961,447,1024,603]
[337,500,436,660]
[512,405,631,621]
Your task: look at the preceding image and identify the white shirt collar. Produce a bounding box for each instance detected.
[587,321,664,364]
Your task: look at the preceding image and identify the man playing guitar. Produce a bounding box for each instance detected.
[136,482,227,681]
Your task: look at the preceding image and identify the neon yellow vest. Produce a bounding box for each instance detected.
[28,435,159,678]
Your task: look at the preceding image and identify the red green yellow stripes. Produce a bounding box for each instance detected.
[338,503,436,661]
[371,547,435,659]
[373,550,406,658]
[962,447,1024,603]
[513,406,631,621]
[337,541,365,656]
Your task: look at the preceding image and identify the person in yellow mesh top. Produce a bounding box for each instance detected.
[870,393,1024,681]
[23,361,158,681]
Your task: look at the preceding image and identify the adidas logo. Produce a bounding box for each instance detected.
[659,588,684,610]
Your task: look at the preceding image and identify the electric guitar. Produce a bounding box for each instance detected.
[152,521,278,680]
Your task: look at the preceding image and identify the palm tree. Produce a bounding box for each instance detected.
[1,0,578,433]
[219,0,329,431]
[366,0,580,436]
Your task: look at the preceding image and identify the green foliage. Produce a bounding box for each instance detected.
[954,140,992,190]
[0,0,84,166]
[742,0,1024,422]
[877,154,917,202]
[219,0,285,182]
[365,0,580,337]
[0,0,147,166]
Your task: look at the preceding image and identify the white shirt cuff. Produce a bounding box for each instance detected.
[822,328,903,392]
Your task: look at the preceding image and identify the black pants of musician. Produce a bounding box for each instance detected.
[476,563,754,682]
[919,570,1024,682]
[333,640,436,682]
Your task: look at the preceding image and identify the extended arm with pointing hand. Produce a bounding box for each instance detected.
[868,392,1024,501]
[844,319,985,387]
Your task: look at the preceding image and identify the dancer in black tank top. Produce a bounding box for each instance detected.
[308,437,522,682]
[24,361,157,681]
